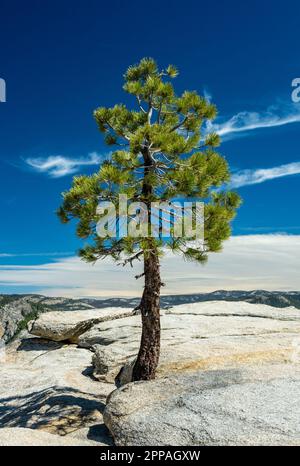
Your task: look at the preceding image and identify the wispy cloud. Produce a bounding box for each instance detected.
[25,152,103,177]
[0,235,299,296]
[0,252,72,258]
[207,102,300,141]
[240,226,300,233]
[230,161,300,188]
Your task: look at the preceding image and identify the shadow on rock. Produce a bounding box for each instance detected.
[87,424,114,445]
[16,338,63,352]
[0,386,106,436]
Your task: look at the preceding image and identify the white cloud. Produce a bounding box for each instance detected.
[0,252,72,258]
[230,161,300,188]
[208,103,300,141]
[240,226,300,233]
[25,152,103,177]
[0,235,299,297]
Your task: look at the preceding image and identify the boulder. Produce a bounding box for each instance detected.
[92,345,136,383]
[104,363,300,446]
[28,307,134,343]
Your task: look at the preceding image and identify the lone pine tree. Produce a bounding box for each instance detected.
[58,58,241,381]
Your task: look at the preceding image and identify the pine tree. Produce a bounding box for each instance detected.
[57,58,241,381]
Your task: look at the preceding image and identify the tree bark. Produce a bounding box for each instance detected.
[132,249,161,381]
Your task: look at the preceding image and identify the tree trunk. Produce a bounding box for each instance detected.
[132,249,161,381]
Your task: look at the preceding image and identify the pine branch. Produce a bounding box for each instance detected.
[136,95,147,114]
[170,115,188,132]
[118,250,144,267]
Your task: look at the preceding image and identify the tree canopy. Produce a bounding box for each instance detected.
[58,58,241,266]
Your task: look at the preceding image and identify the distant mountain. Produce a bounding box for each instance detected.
[162,290,300,309]
[1,290,299,342]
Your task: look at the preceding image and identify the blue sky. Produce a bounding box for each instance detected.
[0,0,299,295]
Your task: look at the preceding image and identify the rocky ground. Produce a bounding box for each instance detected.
[0,300,300,445]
